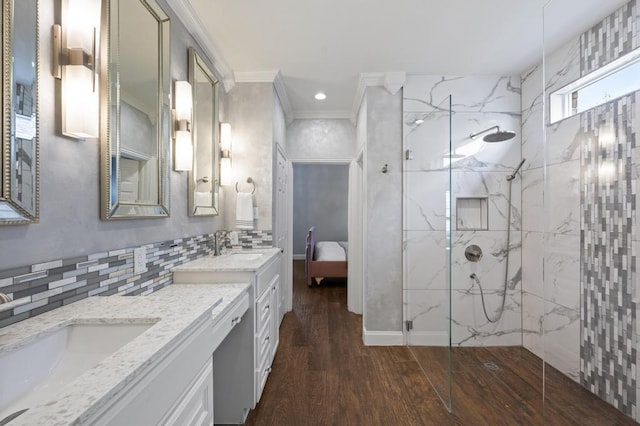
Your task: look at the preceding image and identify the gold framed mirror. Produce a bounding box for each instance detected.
[1,0,39,225]
[99,0,171,220]
[188,47,220,216]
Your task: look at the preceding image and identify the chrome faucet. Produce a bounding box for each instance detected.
[0,293,12,304]
[214,230,231,256]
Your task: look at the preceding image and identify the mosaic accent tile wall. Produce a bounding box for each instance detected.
[0,230,272,329]
[580,95,637,415]
[578,1,639,415]
[580,0,638,76]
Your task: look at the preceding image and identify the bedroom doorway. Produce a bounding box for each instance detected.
[290,159,362,314]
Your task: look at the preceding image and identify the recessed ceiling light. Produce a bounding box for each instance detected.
[314,92,327,100]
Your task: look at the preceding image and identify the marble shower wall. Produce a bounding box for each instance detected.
[403,75,523,346]
[521,0,639,419]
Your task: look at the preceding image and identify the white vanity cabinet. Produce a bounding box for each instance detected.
[172,249,282,424]
[88,290,250,426]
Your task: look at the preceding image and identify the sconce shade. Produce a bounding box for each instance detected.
[220,122,231,151]
[53,0,101,139]
[220,157,232,186]
[174,81,192,122]
[175,130,193,171]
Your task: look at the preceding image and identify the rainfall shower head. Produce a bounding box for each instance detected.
[470,126,516,143]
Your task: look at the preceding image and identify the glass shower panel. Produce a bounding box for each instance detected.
[404,95,452,411]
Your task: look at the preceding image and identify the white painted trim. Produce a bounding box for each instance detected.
[165,0,235,92]
[293,254,305,260]
[234,70,280,83]
[273,72,294,125]
[293,110,353,120]
[363,328,404,346]
[289,158,353,165]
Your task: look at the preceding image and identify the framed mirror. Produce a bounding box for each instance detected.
[188,47,220,216]
[100,0,170,220]
[1,0,39,225]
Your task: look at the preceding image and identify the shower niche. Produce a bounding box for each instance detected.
[456,197,488,230]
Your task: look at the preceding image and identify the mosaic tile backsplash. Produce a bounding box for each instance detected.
[0,230,272,329]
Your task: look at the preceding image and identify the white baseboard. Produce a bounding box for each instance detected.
[293,254,305,260]
[363,328,404,346]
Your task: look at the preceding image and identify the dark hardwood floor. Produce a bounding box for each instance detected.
[244,261,635,425]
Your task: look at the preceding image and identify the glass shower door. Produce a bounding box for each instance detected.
[403,95,453,411]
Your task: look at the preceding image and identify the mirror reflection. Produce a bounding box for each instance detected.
[1,0,39,224]
[101,0,170,219]
[188,47,220,216]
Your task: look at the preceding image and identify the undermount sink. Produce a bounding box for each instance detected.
[0,321,157,421]
[227,252,264,261]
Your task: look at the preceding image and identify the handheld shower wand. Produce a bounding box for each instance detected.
[507,158,526,181]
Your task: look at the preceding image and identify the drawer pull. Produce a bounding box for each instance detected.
[263,366,272,377]
[231,316,241,326]
[263,335,270,345]
[264,304,270,312]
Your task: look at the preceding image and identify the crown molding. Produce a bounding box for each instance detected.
[350,72,406,123]
[166,0,235,92]
[273,72,294,124]
[234,70,281,83]
[293,110,353,120]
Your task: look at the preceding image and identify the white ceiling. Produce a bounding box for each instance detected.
[179,0,629,119]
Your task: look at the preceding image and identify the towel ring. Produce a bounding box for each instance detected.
[236,177,256,194]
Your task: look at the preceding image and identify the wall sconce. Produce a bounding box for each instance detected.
[52,0,101,139]
[173,81,193,171]
[220,122,232,186]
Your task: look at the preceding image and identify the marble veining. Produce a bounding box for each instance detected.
[0,283,249,425]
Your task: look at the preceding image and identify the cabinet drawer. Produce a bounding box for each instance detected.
[256,286,272,328]
[256,317,272,368]
[212,292,250,352]
[255,352,272,403]
[256,255,280,297]
[160,358,213,426]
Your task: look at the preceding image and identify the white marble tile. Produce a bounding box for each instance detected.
[405,171,448,231]
[405,289,449,346]
[544,38,581,104]
[543,233,580,311]
[521,104,544,171]
[545,160,581,235]
[451,230,522,291]
[522,231,544,298]
[522,291,544,359]
[452,171,521,232]
[542,300,581,383]
[546,114,582,166]
[404,75,521,113]
[522,167,544,232]
[521,64,543,118]
[451,289,522,347]
[404,231,449,290]
[405,111,522,172]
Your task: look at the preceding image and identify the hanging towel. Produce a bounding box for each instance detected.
[236,192,254,229]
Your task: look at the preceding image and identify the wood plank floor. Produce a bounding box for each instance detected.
[244,261,635,425]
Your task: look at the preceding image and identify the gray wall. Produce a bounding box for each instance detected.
[364,87,403,332]
[292,164,349,255]
[287,119,356,160]
[221,83,274,231]
[0,0,224,271]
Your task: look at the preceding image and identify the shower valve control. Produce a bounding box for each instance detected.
[405,149,413,160]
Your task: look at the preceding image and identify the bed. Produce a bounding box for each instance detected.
[305,226,348,287]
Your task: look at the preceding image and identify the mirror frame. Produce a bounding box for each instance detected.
[187,47,220,216]
[1,0,40,225]
[99,0,171,220]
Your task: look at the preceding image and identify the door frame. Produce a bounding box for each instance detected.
[289,157,362,314]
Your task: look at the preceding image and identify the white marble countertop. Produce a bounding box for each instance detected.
[172,247,281,272]
[0,282,250,426]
